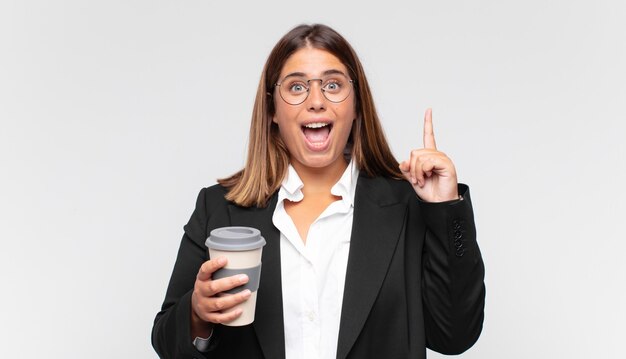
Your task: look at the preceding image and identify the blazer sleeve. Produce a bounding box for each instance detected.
[418,184,485,354]
[151,187,221,358]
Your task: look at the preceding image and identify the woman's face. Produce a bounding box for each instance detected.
[272,47,356,172]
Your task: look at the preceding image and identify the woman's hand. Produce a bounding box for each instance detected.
[399,108,459,202]
[190,257,252,335]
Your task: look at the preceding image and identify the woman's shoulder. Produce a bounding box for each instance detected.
[190,183,231,215]
[357,174,416,203]
[198,184,229,210]
[200,183,229,199]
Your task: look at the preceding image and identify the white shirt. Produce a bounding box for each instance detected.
[272,160,359,359]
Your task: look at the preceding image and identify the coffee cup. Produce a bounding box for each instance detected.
[205,226,266,326]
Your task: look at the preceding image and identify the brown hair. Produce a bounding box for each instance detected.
[218,24,402,207]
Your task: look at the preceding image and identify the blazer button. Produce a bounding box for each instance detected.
[452,219,461,230]
[454,239,463,249]
[454,230,463,239]
[455,248,465,257]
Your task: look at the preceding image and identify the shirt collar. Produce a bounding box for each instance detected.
[330,159,359,207]
[278,160,360,207]
[280,165,305,203]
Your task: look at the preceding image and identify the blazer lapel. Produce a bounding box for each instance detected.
[336,175,407,359]
[228,194,286,359]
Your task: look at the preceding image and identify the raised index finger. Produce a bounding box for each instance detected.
[423,108,437,150]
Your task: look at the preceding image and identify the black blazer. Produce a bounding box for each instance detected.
[152,174,485,359]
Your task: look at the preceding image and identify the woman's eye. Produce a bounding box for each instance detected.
[324,81,341,92]
[289,83,307,93]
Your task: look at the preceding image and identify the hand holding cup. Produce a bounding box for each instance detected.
[191,256,253,328]
[197,226,266,328]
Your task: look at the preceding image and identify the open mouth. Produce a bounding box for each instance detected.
[301,122,333,146]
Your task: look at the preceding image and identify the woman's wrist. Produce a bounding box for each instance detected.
[190,306,214,339]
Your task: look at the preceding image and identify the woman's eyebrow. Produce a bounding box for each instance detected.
[282,72,307,79]
[322,69,346,76]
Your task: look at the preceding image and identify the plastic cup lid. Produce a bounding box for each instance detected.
[205,226,266,251]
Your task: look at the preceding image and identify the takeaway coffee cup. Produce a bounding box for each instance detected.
[205,226,266,326]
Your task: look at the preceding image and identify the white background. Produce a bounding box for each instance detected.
[1,0,625,358]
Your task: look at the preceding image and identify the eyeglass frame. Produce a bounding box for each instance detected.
[273,73,355,106]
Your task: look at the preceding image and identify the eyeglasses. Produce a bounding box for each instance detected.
[275,73,354,105]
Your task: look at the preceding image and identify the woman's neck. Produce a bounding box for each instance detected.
[290,157,348,196]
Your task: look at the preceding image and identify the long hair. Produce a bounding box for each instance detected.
[218,24,402,207]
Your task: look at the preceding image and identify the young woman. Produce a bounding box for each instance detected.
[152,24,485,359]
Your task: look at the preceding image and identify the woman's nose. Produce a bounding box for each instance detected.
[306,80,326,111]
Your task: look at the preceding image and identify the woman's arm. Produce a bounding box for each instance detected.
[398,109,485,353]
[419,184,485,354]
[152,187,250,358]
[151,188,215,358]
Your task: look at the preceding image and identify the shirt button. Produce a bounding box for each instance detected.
[307,311,316,322]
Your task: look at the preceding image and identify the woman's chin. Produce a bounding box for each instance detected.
[291,152,346,171]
